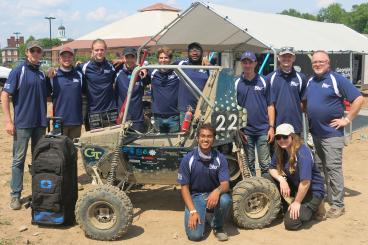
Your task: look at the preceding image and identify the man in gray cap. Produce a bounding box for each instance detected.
[266,47,307,135]
[1,41,47,210]
[47,46,84,139]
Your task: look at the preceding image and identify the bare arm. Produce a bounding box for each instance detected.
[181,185,195,212]
[288,180,311,220]
[207,181,229,209]
[1,91,15,135]
[267,105,275,143]
[181,185,201,230]
[330,96,364,129]
[346,96,364,122]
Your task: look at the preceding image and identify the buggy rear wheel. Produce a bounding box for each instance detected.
[232,177,281,229]
[75,185,133,240]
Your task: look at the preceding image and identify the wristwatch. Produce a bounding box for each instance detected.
[189,210,197,215]
[269,125,275,129]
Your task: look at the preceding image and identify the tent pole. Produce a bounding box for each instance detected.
[271,47,277,71]
[136,2,198,62]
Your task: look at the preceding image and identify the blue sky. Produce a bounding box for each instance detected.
[0,0,365,48]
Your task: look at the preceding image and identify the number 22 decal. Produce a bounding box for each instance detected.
[216,114,238,131]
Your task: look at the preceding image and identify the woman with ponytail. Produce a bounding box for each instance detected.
[267,123,325,230]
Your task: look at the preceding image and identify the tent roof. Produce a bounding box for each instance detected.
[155,2,368,53]
[77,8,179,40]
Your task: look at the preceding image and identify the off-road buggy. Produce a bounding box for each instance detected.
[74,65,281,240]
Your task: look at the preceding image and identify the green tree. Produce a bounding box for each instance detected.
[280,9,317,21]
[348,3,368,33]
[37,38,61,49]
[317,3,347,24]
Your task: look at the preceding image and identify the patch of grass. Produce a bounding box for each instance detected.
[0,218,11,225]
[0,238,15,245]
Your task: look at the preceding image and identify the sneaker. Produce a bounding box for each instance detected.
[326,206,345,219]
[10,197,21,210]
[213,228,228,241]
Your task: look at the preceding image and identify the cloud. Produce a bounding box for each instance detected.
[70,11,81,21]
[166,0,177,6]
[316,0,335,8]
[86,7,107,21]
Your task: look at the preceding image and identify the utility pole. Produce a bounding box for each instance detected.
[45,16,56,64]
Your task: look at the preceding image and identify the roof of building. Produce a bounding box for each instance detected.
[138,2,180,12]
[53,3,179,51]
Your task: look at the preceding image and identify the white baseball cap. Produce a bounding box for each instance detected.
[275,123,295,136]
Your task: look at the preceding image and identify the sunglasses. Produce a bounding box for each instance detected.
[276,135,290,140]
[30,48,42,54]
[280,47,294,52]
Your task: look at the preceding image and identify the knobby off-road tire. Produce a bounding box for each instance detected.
[225,154,242,188]
[75,185,133,241]
[232,177,281,229]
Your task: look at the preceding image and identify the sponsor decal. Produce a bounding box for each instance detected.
[83,147,105,162]
[322,83,331,89]
[73,78,80,83]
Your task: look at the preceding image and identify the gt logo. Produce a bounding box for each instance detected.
[84,148,104,160]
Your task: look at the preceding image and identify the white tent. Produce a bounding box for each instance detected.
[77,5,180,41]
[142,2,368,54]
[0,66,11,79]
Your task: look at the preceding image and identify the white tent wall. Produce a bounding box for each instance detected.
[363,56,368,89]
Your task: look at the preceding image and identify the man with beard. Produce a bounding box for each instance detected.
[47,47,84,139]
[176,42,210,124]
[1,41,47,210]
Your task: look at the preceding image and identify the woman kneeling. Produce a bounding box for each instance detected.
[267,123,325,230]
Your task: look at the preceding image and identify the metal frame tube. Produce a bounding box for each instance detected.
[122,65,220,125]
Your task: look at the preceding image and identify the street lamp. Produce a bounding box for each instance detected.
[45,16,56,64]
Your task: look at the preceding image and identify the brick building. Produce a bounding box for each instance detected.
[1,36,24,65]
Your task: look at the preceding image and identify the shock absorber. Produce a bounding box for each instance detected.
[107,128,128,185]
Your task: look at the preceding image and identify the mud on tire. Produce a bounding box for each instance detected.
[75,185,133,241]
[232,177,281,229]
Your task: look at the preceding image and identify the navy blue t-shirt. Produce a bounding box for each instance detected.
[270,144,325,199]
[150,69,179,115]
[115,66,150,124]
[175,59,209,112]
[303,71,361,138]
[267,69,307,133]
[79,59,116,113]
[236,73,271,135]
[177,148,230,194]
[3,61,48,128]
[47,68,84,126]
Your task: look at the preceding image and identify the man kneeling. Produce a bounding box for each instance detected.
[177,123,231,241]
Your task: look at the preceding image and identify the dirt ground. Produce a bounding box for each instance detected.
[0,110,368,245]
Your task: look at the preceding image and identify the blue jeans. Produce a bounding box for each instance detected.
[244,134,271,176]
[184,193,232,241]
[154,114,179,133]
[10,127,45,198]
